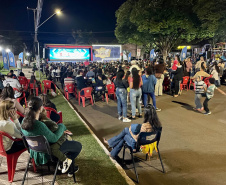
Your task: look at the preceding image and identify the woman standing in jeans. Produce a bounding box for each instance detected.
[114,70,131,122]
[129,68,143,120]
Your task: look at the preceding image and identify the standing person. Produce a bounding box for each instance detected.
[193,76,206,112]
[16,58,22,76]
[203,78,226,115]
[172,61,183,97]
[114,70,131,123]
[129,68,143,120]
[142,67,161,111]
[210,62,220,87]
[154,58,166,96]
[129,60,140,73]
[185,57,193,77]
[195,56,206,72]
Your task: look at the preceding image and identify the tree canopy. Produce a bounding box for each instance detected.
[115,0,226,59]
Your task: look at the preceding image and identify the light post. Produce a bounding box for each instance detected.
[27,4,61,79]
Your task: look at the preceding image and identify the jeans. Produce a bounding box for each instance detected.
[203,97,210,113]
[143,92,156,108]
[116,88,127,118]
[195,93,204,109]
[130,88,142,117]
[155,74,164,96]
[108,127,136,158]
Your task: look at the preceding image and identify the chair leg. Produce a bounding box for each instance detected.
[131,151,139,183]
[21,158,31,185]
[72,159,76,183]
[157,147,165,173]
[31,158,36,172]
[122,145,126,163]
[52,160,60,185]
[106,93,108,104]
[82,98,85,107]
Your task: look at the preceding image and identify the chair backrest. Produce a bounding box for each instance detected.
[44,107,57,119]
[18,76,28,85]
[65,84,75,94]
[0,131,17,156]
[106,84,115,94]
[182,76,189,84]
[29,80,37,89]
[23,135,52,158]
[42,80,53,89]
[137,128,162,149]
[81,87,93,97]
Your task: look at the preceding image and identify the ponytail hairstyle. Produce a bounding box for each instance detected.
[22,97,43,131]
[131,68,140,90]
[143,104,162,131]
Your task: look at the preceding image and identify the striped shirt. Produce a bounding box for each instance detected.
[64,77,75,86]
[195,81,206,94]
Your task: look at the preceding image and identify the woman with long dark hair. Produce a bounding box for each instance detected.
[129,68,143,119]
[211,61,220,87]
[114,70,130,122]
[21,97,78,176]
[104,104,162,159]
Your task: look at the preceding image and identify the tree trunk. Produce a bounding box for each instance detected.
[162,49,168,63]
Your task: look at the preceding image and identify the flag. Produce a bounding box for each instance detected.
[180,46,187,61]
[8,52,16,67]
[2,49,9,70]
[19,52,24,64]
[150,49,155,61]
[123,51,128,61]
[128,52,132,62]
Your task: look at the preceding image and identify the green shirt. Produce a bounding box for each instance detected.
[21,120,66,165]
[206,84,217,99]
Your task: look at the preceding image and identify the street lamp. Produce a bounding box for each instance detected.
[6,49,10,53]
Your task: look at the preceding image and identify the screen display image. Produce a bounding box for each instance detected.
[50,48,90,60]
[93,45,121,61]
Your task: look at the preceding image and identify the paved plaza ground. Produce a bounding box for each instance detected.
[65,84,226,185]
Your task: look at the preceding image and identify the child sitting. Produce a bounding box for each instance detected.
[203,78,226,115]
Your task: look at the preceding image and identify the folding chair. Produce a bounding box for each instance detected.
[122,128,165,183]
[21,135,60,185]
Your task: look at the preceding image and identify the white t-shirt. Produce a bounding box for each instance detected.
[17,60,22,69]
[3,78,21,89]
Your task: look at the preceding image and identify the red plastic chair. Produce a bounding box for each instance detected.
[13,88,27,107]
[44,107,63,124]
[0,131,27,182]
[180,76,189,91]
[78,87,93,107]
[163,77,171,92]
[42,80,56,95]
[28,79,39,96]
[18,76,28,91]
[64,84,78,100]
[106,84,116,100]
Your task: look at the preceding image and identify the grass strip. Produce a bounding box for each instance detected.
[49,94,128,185]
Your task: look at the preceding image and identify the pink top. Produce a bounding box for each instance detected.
[172,60,178,70]
[129,77,143,88]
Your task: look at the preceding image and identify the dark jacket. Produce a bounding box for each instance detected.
[172,66,183,81]
[76,75,87,90]
[142,75,157,93]
[114,79,129,89]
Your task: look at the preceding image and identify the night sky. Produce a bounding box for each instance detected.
[0,0,126,49]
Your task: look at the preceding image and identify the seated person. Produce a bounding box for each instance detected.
[104,104,162,159]
[21,97,78,176]
[3,73,22,90]
[19,72,25,77]
[86,68,95,78]
[10,70,17,79]
[0,85,25,115]
[0,100,25,154]
[76,70,87,91]
[64,72,75,87]
[39,94,60,123]
[94,74,104,88]
[29,75,41,94]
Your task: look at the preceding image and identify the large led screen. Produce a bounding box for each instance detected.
[50,48,90,60]
[93,45,121,61]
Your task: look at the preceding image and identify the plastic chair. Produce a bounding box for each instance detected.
[122,128,165,183]
[28,79,39,96]
[42,80,56,95]
[0,131,27,182]
[18,76,28,91]
[64,84,78,100]
[44,107,63,124]
[13,88,27,107]
[92,86,108,104]
[180,76,189,91]
[78,87,93,107]
[163,76,171,92]
[204,75,213,87]
[106,84,116,100]
[21,135,60,185]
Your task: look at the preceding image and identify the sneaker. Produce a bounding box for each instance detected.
[137,114,142,118]
[123,118,131,122]
[118,116,123,120]
[156,108,161,112]
[58,163,63,171]
[62,158,72,173]
[68,166,79,177]
[204,112,211,115]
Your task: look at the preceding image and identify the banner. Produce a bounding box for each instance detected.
[8,52,16,67]
[18,52,24,64]
[93,45,121,61]
[137,49,141,57]
[128,52,132,62]
[123,51,128,61]
[150,49,155,61]
[180,46,187,61]
[2,49,9,70]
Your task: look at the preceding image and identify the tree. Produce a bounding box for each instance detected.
[115,0,226,61]
[71,30,97,45]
